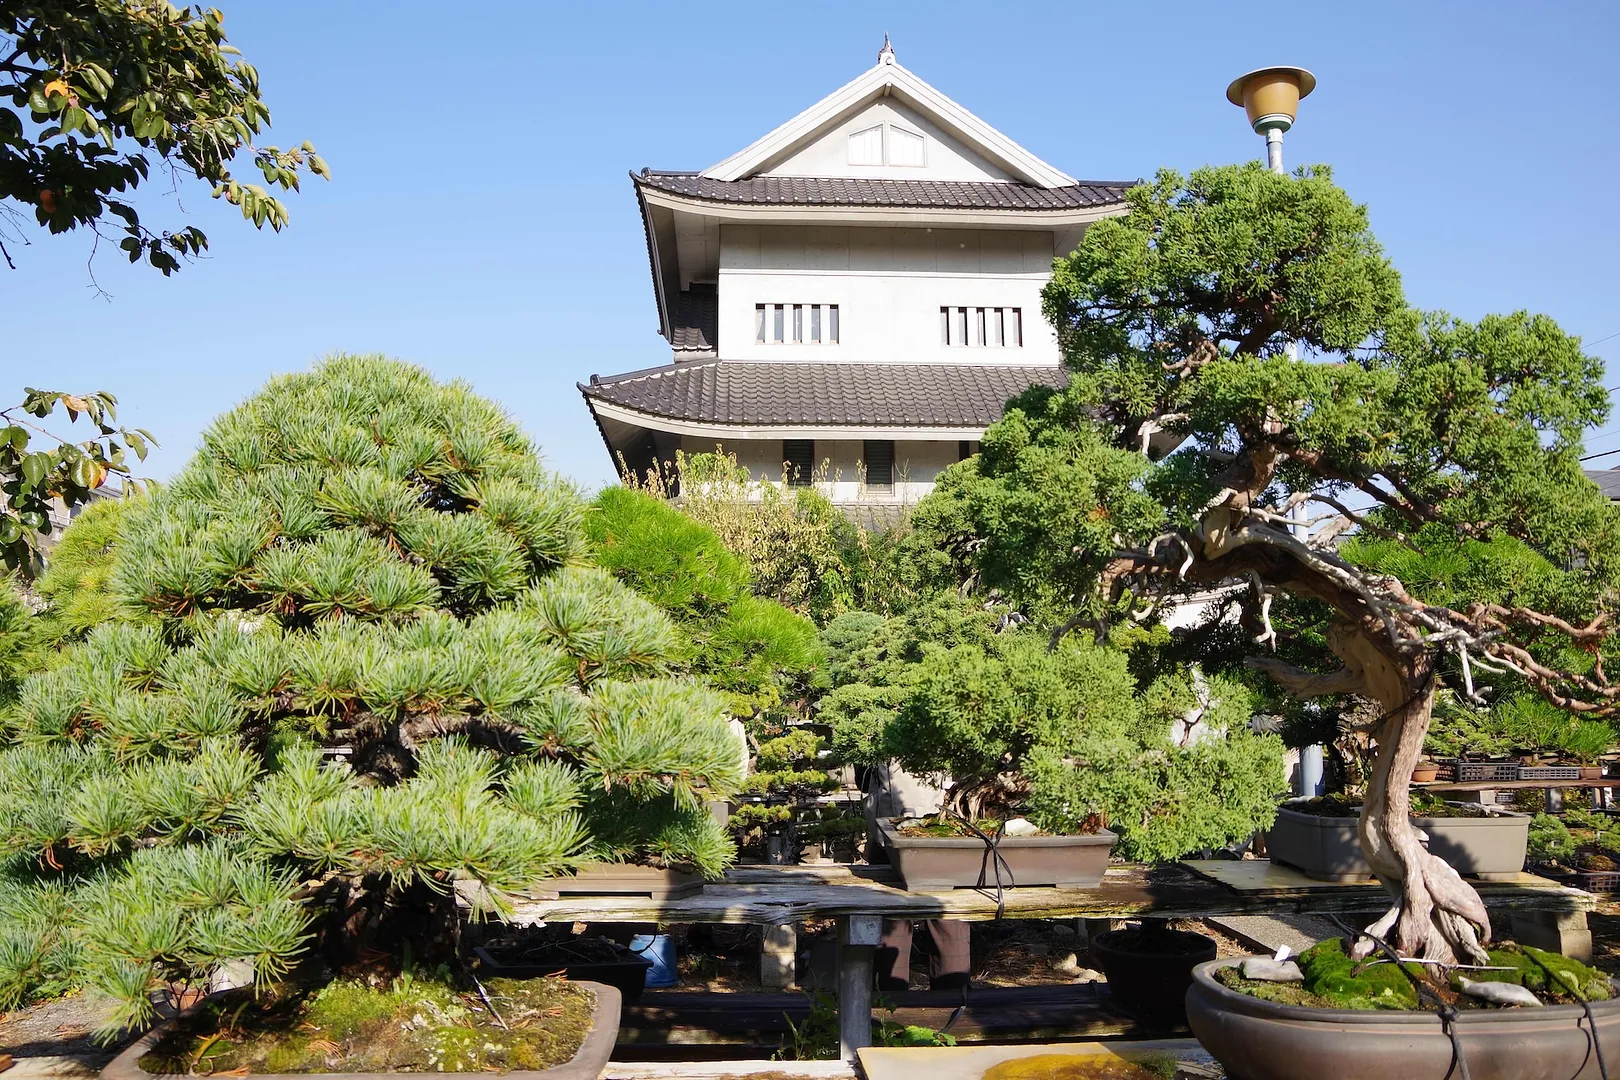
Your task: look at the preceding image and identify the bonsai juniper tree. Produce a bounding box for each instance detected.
[0,355,743,1036]
[945,162,1620,962]
[820,594,1284,861]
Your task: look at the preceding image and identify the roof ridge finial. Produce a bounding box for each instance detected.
[878,33,895,65]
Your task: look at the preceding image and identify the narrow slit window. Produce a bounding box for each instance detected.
[756,304,837,344]
[942,306,1022,346]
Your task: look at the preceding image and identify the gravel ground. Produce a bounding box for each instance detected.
[0,992,119,1065]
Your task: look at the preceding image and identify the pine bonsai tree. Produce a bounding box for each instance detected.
[0,355,742,1036]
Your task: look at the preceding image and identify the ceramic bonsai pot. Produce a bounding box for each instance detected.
[475,942,654,1003]
[1582,765,1605,781]
[876,817,1116,890]
[102,982,623,1080]
[1089,926,1216,1017]
[1265,800,1529,882]
[1186,958,1620,1080]
[1411,762,1440,783]
[532,861,703,899]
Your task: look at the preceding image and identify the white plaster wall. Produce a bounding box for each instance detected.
[678,436,964,504]
[719,224,1059,365]
[762,99,1011,182]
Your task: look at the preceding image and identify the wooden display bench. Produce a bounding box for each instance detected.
[1420,777,1620,812]
[457,860,1594,1060]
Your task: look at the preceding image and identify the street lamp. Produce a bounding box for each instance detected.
[1229,65,1324,797]
[1226,66,1316,174]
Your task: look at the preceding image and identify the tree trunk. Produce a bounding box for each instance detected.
[1356,677,1492,963]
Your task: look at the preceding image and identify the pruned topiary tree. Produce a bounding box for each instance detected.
[0,355,743,1037]
[926,161,1620,963]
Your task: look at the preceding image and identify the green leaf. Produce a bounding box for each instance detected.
[20,452,51,488]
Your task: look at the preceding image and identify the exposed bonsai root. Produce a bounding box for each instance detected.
[1355,682,1491,964]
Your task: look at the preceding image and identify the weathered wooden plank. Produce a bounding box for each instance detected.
[603,1062,855,1079]
[457,861,1592,927]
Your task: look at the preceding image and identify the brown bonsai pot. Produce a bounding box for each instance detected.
[102,982,623,1080]
[1089,925,1215,1018]
[1411,762,1440,783]
[1265,799,1530,882]
[1186,958,1620,1080]
[876,817,1116,890]
[1582,764,1605,780]
[532,862,703,899]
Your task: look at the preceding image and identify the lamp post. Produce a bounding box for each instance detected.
[1226,66,1316,174]
[1228,65,1325,797]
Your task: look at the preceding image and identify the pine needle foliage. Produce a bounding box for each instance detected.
[0,355,743,1033]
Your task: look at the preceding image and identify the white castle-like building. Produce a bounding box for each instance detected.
[581,40,1136,510]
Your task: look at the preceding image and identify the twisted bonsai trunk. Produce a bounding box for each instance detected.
[1356,675,1492,964]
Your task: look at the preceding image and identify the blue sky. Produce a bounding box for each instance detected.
[7,0,1619,486]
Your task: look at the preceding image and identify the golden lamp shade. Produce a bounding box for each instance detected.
[1225,66,1317,132]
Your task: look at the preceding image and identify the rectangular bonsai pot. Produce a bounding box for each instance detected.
[876,817,1116,890]
[474,944,654,1003]
[1266,800,1530,882]
[102,982,623,1080]
[532,862,703,899]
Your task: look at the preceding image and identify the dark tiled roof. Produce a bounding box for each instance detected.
[580,360,1067,428]
[1586,469,1620,499]
[671,287,718,355]
[637,170,1135,211]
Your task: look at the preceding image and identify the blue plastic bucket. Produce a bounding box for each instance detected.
[629,933,678,988]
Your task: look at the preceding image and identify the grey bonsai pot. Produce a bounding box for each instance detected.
[1265,799,1529,882]
[102,982,623,1080]
[1186,958,1620,1080]
[876,817,1116,890]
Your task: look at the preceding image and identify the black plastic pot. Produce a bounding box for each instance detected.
[1089,926,1216,1017]
[475,943,654,1003]
[1187,958,1620,1080]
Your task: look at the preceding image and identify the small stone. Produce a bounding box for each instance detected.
[1458,976,1542,1007]
[1053,951,1081,975]
[1240,958,1304,982]
[1003,817,1040,837]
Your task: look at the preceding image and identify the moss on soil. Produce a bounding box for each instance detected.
[981,1053,1178,1080]
[1216,937,1615,1011]
[139,974,595,1075]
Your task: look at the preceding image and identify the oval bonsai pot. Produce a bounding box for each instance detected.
[1186,958,1620,1080]
[1090,926,1216,1017]
[1411,763,1440,783]
[102,981,623,1080]
[475,942,654,1003]
[876,817,1116,890]
[1265,799,1529,882]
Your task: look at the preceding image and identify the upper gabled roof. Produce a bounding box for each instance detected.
[636,172,1134,211]
[703,44,1076,189]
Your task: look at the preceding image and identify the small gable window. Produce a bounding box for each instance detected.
[848,125,883,166]
[847,122,928,167]
[889,125,926,167]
